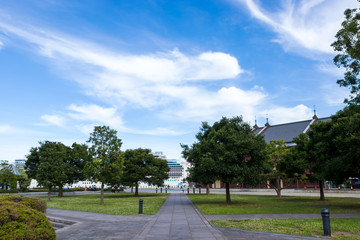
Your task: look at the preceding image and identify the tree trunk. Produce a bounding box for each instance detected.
[58,185,63,197]
[276,176,282,198]
[319,180,325,201]
[225,182,231,204]
[206,184,210,195]
[135,184,139,197]
[100,182,104,205]
[131,186,134,193]
[47,186,51,201]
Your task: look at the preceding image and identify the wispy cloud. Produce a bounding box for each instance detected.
[0,124,13,134]
[235,0,358,55]
[41,114,66,127]
[0,18,314,131]
[260,104,313,124]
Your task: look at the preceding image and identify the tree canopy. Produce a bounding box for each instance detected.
[332,1,360,104]
[262,139,288,198]
[122,148,169,196]
[182,116,267,204]
[25,141,71,200]
[85,126,124,205]
[323,104,360,183]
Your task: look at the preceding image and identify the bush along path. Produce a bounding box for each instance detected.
[0,195,56,240]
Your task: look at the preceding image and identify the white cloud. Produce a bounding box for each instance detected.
[0,125,13,134]
[260,104,313,124]
[0,19,315,132]
[317,63,344,77]
[68,104,123,127]
[41,114,66,126]
[236,0,358,55]
[322,83,349,106]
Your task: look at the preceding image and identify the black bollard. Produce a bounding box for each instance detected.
[139,199,143,214]
[187,188,189,194]
[193,187,195,194]
[161,187,163,193]
[199,187,201,194]
[321,208,331,236]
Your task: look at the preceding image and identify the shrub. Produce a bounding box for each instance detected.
[0,200,55,239]
[0,189,18,193]
[0,195,47,213]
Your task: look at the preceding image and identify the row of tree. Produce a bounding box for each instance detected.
[182,104,360,204]
[25,126,169,205]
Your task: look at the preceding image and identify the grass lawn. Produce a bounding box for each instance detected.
[187,194,360,214]
[40,193,168,215]
[212,218,360,240]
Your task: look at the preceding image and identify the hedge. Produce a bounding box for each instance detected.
[0,195,55,240]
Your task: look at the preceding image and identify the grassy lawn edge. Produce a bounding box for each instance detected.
[211,218,360,240]
[40,192,169,215]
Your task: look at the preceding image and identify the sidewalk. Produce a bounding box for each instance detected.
[45,192,330,239]
[135,192,225,240]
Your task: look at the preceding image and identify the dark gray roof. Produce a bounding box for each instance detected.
[253,127,263,135]
[317,117,331,122]
[260,119,312,144]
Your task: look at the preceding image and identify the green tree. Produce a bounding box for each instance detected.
[182,116,267,204]
[262,140,288,198]
[122,148,169,197]
[68,143,91,184]
[85,126,124,205]
[29,141,71,200]
[331,1,360,104]
[0,163,17,190]
[324,104,360,183]
[25,142,90,197]
[18,169,31,192]
[181,144,217,195]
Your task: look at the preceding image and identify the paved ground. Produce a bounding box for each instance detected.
[135,192,224,240]
[43,192,341,239]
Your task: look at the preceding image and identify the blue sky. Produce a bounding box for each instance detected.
[0,0,357,161]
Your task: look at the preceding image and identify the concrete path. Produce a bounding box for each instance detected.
[135,192,225,240]
[46,208,152,240]
[45,192,337,239]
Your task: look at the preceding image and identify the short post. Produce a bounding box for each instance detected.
[139,199,143,214]
[193,187,195,194]
[161,187,163,193]
[187,188,189,194]
[321,208,331,236]
[199,187,201,194]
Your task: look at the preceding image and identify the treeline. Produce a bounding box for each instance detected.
[24,126,170,205]
[182,104,360,204]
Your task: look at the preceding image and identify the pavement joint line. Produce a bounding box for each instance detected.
[184,194,226,240]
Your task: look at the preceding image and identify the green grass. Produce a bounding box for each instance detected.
[212,218,360,240]
[187,194,360,214]
[40,193,168,215]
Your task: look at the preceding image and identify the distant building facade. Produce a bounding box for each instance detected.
[138,152,189,188]
[14,159,26,170]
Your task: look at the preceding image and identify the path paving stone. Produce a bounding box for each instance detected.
[45,192,346,239]
[135,192,225,239]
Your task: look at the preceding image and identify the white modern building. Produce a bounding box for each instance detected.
[14,159,26,170]
[138,152,189,188]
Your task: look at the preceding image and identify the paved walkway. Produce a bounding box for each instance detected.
[135,192,224,240]
[45,192,342,239]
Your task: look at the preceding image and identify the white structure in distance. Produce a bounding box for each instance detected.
[139,152,189,189]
